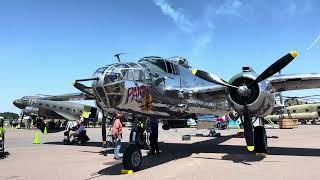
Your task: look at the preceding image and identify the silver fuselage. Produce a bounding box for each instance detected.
[90,57,275,119]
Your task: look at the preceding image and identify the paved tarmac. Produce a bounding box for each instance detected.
[1,125,320,180]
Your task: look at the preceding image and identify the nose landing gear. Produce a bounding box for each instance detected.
[123,144,143,171]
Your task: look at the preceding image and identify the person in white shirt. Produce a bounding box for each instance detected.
[67,120,85,141]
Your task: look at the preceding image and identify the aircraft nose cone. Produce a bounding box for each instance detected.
[13,100,26,109]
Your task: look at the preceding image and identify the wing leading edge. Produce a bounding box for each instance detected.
[269,73,320,92]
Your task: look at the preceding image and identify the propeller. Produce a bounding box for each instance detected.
[191,69,238,89]
[192,51,298,152]
[247,51,297,88]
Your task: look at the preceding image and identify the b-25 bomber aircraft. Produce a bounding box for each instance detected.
[50,51,320,171]
[13,95,103,131]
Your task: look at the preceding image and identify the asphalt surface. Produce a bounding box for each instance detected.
[1,125,320,180]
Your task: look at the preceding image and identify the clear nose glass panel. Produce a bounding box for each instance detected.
[95,62,151,108]
[103,63,148,84]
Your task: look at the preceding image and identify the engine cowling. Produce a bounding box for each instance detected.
[226,72,275,117]
[23,106,39,115]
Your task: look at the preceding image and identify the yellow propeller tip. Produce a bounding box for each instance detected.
[72,81,76,86]
[290,51,298,58]
[192,69,198,75]
[247,146,255,152]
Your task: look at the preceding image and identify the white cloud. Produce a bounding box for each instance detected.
[216,0,244,16]
[307,34,320,50]
[192,33,213,56]
[153,0,194,33]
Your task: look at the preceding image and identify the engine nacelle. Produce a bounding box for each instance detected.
[24,106,39,115]
[226,72,275,117]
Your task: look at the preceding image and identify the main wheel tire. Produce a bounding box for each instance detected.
[129,127,146,149]
[254,126,268,153]
[123,145,142,171]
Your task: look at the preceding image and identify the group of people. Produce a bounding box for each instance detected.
[63,113,160,160]
[111,113,160,160]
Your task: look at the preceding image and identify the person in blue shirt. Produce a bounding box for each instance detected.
[148,119,159,155]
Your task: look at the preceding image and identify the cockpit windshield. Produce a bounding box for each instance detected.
[21,97,28,101]
[103,62,149,84]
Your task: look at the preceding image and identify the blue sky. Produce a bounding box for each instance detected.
[1,0,320,113]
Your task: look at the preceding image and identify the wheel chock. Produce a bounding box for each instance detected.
[121,169,134,174]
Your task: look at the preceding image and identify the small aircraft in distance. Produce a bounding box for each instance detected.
[48,51,320,171]
[13,95,104,132]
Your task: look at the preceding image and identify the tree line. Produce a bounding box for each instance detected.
[0,112,19,120]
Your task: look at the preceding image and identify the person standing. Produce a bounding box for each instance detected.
[148,119,159,155]
[112,113,123,160]
[216,116,223,130]
[27,117,31,129]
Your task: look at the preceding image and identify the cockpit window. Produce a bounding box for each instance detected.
[139,57,167,73]
[165,61,173,74]
[104,67,122,84]
[21,97,28,101]
[95,67,107,74]
[103,63,148,84]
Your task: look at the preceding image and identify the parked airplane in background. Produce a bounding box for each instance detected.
[45,51,320,171]
[265,96,320,124]
[13,95,103,131]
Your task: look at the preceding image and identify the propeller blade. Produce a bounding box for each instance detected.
[249,51,298,87]
[243,108,255,152]
[192,69,238,89]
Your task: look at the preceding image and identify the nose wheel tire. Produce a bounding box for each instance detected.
[123,145,142,171]
[254,126,268,153]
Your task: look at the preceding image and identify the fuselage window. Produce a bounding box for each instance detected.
[72,109,77,113]
[59,107,63,110]
[306,109,309,112]
[39,103,42,106]
[53,105,56,108]
[293,110,296,113]
[46,104,49,107]
[66,108,70,111]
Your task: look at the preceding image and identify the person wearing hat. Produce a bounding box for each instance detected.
[112,113,123,160]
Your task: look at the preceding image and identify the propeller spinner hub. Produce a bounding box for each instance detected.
[237,85,251,97]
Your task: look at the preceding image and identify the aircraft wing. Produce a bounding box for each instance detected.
[39,93,95,101]
[166,85,227,102]
[55,111,79,121]
[189,85,227,101]
[269,73,320,92]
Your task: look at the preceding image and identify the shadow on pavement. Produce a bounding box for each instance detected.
[93,135,320,177]
[44,141,106,147]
